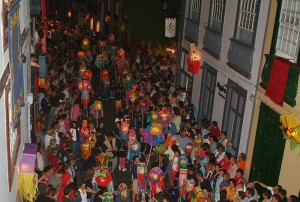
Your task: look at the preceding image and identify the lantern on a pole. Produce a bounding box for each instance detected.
[93,101,103,127]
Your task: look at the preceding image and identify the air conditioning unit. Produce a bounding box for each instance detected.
[47,30,52,38]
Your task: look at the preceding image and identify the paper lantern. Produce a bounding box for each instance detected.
[90,17,94,30]
[85,13,90,20]
[137,163,147,193]
[121,122,129,134]
[131,141,141,152]
[103,192,114,202]
[165,135,177,147]
[118,48,126,58]
[97,153,109,166]
[99,41,107,47]
[150,124,163,136]
[83,69,93,79]
[81,90,90,105]
[77,51,85,58]
[187,43,201,74]
[159,107,170,122]
[67,10,72,18]
[95,170,112,188]
[148,167,163,183]
[130,92,137,103]
[101,69,109,83]
[93,101,103,111]
[82,38,90,46]
[138,90,145,98]
[78,80,92,92]
[118,183,130,201]
[108,34,115,43]
[151,112,158,122]
[179,155,189,168]
[280,114,300,148]
[88,134,96,148]
[95,21,100,32]
[105,15,111,22]
[80,143,91,160]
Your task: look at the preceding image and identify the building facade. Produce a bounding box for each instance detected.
[0,0,32,201]
[178,0,270,153]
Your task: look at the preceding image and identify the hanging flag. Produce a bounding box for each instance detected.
[165,18,176,38]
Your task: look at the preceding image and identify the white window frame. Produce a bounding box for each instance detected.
[275,0,300,63]
[188,0,201,22]
[235,0,260,46]
[209,0,225,32]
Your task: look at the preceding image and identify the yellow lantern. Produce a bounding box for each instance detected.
[189,43,201,61]
[93,101,103,111]
[150,124,163,136]
[82,38,90,46]
[77,51,85,58]
[88,134,97,148]
[121,122,129,134]
[67,11,72,18]
[151,112,158,121]
[130,92,137,103]
[105,15,111,22]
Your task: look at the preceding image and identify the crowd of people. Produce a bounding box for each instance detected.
[32,22,299,202]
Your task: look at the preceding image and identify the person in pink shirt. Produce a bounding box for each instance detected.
[227,156,238,178]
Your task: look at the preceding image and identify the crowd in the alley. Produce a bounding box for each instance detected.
[31,23,299,202]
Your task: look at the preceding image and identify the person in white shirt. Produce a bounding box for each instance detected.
[36,144,45,178]
[44,129,54,150]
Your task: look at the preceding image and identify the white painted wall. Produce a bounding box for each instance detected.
[0,0,31,201]
[182,0,271,154]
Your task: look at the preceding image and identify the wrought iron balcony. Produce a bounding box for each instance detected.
[260,54,300,107]
[184,18,199,43]
[203,26,222,60]
[227,38,255,79]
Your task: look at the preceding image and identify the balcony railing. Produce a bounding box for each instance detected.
[184,18,199,43]
[260,54,300,107]
[227,38,255,79]
[203,26,222,60]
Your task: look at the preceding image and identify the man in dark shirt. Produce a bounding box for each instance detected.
[36,185,55,202]
[197,171,212,193]
[187,165,198,186]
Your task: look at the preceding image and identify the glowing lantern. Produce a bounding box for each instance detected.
[105,15,111,22]
[82,38,90,46]
[159,107,170,123]
[95,170,112,188]
[78,80,92,92]
[187,43,201,74]
[119,183,130,201]
[148,167,164,183]
[93,101,103,111]
[123,68,128,75]
[130,92,137,103]
[90,17,94,30]
[151,112,158,122]
[103,192,114,202]
[101,69,109,83]
[97,153,109,167]
[121,122,129,134]
[108,34,115,43]
[131,141,141,152]
[77,51,85,58]
[83,69,93,79]
[80,143,91,160]
[96,21,100,33]
[99,40,107,47]
[138,90,145,98]
[137,163,147,193]
[179,155,189,168]
[150,124,163,136]
[88,134,96,148]
[67,10,71,18]
[118,48,126,58]
[280,114,300,149]
[85,13,90,20]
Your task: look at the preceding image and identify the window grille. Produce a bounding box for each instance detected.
[236,0,260,46]
[209,0,225,32]
[189,0,201,22]
[276,0,300,62]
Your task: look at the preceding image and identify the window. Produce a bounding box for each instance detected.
[188,0,201,22]
[235,0,260,46]
[198,64,217,123]
[180,71,193,93]
[181,50,193,76]
[114,0,119,20]
[276,0,300,63]
[208,0,225,32]
[222,81,246,151]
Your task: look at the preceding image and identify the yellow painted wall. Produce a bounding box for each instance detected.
[278,143,300,196]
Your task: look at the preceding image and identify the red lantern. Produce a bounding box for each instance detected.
[105,15,111,22]
[95,170,112,188]
[159,107,170,124]
[85,13,90,20]
[101,69,109,83]
[187,43,201,74]
[78,80,92,92]
[83,70,93,79]
[108,34,115,43]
